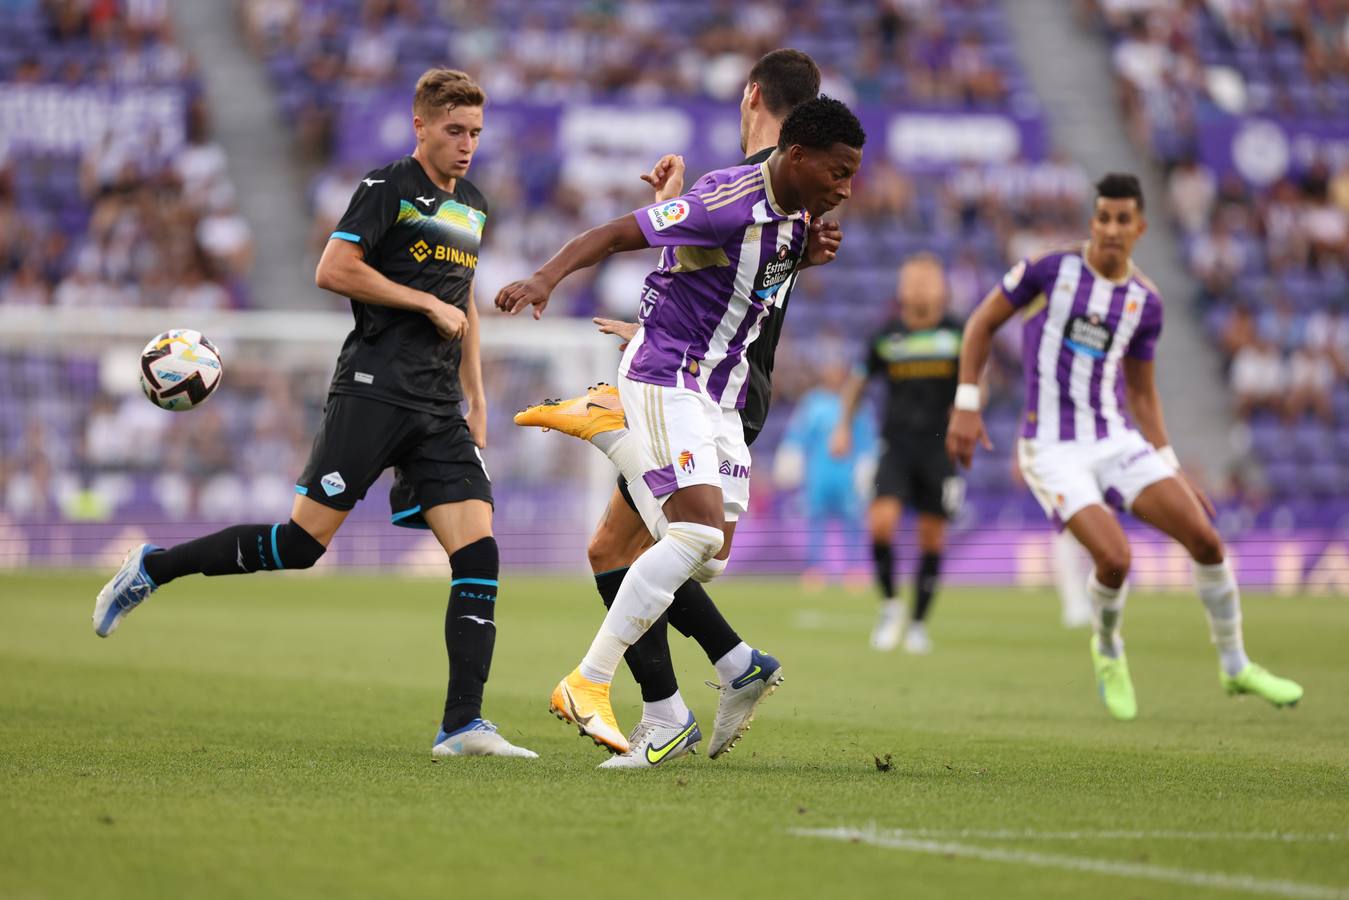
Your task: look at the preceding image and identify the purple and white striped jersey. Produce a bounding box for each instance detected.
[622,161,809,409]
[1001,244,1164,442]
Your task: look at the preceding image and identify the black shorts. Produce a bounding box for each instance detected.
[295,394,493,530]
[875,434,963,519]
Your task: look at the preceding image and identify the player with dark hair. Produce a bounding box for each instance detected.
[497,95,865,765]
[947,172,1303,720]
[514,50,825,766]
[93,69,536,757]
[831,253,964,654]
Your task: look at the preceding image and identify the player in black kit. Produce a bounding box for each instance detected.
[831,253,964,655]
[92,69,536,758]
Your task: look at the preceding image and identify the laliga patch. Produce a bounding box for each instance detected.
[1002,259,1026,292]
[321,471,347,497]
[647,199,690,232]
[678,450,695,474]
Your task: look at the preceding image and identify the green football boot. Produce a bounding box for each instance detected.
[1221,663,1303,708]
[1090,636,1137,721]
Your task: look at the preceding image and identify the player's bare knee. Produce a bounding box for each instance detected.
[1187,527,1224,566]
[586,528,626,574]
[1094,546,1131,583]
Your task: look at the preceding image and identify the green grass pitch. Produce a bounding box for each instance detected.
[3,572,1347,899]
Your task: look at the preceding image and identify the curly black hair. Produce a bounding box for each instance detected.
[777,95,866,152]
[1095,172,1144,211]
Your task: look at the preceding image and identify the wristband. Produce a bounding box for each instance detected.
[1156,445,1180,471]
[953,384,981,412]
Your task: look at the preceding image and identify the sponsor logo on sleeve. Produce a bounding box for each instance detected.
[718,459,750,479]
[647,199,690,232]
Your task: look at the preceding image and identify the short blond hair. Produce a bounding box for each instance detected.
[413,68,486,120]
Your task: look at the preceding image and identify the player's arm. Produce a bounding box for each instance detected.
[460,285,487,447]
[1124,357,1213,516]
[316,240,467,340]
[319,175,467,339]
[828,369,869,458]
[1122,357,1170,451]
[945,286,1016,468]
[494,215,649,320]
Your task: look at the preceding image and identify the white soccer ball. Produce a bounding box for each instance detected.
[138,329,224,411]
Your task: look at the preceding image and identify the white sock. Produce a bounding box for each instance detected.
[1193,559,1250,677]
[1053,531,1092,624]
[713,641,752,684]
[643,690,689,728]
[1088,573,1128,658]
[579,521,724,684]
[591,428,640,484]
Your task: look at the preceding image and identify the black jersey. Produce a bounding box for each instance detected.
[738,146,794,445]
[326,156,487,415]
[863,314,964,438]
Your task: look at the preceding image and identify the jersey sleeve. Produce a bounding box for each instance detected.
[999,253,1055,309]
[1126,295,1164,360]
[632,186,743,249]
[330,174,401,254]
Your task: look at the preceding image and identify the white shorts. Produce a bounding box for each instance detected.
[619,377,751,537]
[1017,430,1174,528]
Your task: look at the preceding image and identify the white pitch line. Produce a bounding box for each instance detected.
[860,828,1347,844]
[792,827,1349,900]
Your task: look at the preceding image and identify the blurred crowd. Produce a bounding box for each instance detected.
[0,0,251,312]
[238,0,1029,161]
[1094,0,1348,155]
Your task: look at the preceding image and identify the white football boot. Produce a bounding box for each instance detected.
[432,719,538,758]
[707,649,784,758]
[92,543,160,637]
[598,713,701,769]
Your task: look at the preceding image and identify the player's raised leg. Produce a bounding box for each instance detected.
[867,496,903,650]
[1066,504,1138,721]
[423,498,537,758]
[93,489,339,638]
[1130,478,1302,708]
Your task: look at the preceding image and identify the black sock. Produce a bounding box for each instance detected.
[913,551,942,622]
[142,522,323,586]
[442,537,499,733]
[872,541,895,599]
[667,579,741,664]
[596,568,678,703]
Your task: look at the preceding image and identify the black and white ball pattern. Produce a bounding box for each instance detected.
[138,329,224,412]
